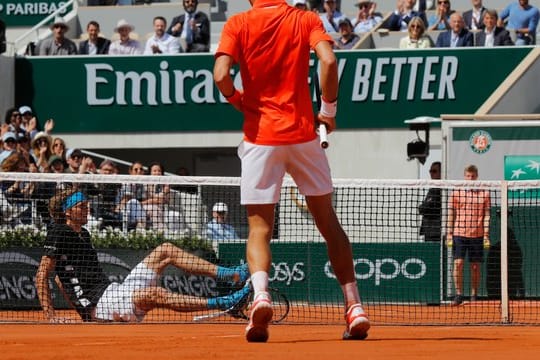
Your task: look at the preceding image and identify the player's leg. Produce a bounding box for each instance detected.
[142,242,248,284]
[238,140,286,342]
[132,285,251,314]
[451,237,465,305]
[469,237,484,301]
[305,193,370,340]
[287,139,368,339]
[244,203,275,342]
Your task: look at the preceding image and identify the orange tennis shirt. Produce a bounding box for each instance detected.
[215,0,333,145]
[449,189,491,238]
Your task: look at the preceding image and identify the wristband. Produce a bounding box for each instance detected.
[320,97,337,118]
[225,89,243,111]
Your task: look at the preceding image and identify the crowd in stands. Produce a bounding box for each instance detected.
[2,0,537,54]
[25,0,211,55]
[0,105,204,234]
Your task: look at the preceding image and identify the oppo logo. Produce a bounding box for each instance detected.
[325,258,427,285]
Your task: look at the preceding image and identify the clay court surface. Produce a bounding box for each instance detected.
[1,323,539,360]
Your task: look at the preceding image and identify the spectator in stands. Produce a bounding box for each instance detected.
[334,18,361,50]
[108,19,142,55]
[418,161,441,242]
[4,108,21,130]
[351,1,383,33]
[400,16,433,48]
[475,9,514,46]
[16,132,31,154]
[79,21,111,55]
[498,0,540,45]
[447,164,491,305]
[51,137,67,163]
[435,12,474,47]
[1,152,32,225]
[65,148,85,174]
[30,131,53,173]
[143,162,170,232]
[428,0,454,30]
[385,0,428,31]
[463,0,487,30]
[293,0,308,10]
[2,132,18,154]
[93,159,123,229]
[206,202,239,242]
[167,0,211,52]
[38,16,78,56]
[144,16,182,54]
[319,0,347,33]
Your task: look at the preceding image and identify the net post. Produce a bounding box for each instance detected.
[500,181,509,323]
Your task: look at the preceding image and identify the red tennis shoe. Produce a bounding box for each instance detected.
[245,292,273,343]
[343,304,370,340]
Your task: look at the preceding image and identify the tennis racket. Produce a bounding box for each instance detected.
[313,73,329,149]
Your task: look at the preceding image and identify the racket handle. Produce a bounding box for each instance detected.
[318,124,329,149]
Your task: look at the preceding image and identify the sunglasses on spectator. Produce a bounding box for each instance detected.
[5,139,16,144]
[53,142,64,147]
[438,1,449,4]
[132,167,144,172]
[410,24,421,29]
[12,113,21,117]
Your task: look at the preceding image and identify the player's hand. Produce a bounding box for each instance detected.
[317,113,335,133]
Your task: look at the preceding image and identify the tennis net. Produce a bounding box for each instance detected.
[0,172,538,325]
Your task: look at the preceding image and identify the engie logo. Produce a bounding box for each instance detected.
[325,258,427,285]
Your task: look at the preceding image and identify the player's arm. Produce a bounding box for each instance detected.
[213,54,243,112]
[313,40,338,133]
[446,201,454,246]
[483,195,491,245]
[35,255,57,321]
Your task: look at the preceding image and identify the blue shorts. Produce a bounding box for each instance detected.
[452,236,484,263]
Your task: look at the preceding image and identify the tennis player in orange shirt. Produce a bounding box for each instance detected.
[213,0,370,343]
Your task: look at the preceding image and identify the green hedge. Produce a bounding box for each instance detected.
[0,225,215,254]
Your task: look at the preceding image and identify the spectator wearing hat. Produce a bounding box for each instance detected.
[206,202,239,242]
[293,0,308,10]
[320,0,347,33]
[334,18,361,49]
[38,16,78,56]
[352,1,383,33]
[14,105,54,141]
[79,21,111,55]
[108,19,142,55]
[30,131,53,172]
[167,0,211,53]
[2,132,18,153]
[144,16,182,54]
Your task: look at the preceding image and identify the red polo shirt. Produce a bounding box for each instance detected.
[216,0,333,145]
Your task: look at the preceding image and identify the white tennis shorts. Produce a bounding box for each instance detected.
[94,262,158,322]
[238,138,333,204]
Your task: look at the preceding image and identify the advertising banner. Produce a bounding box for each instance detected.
[15,48,531,133]
[1,0,71,27]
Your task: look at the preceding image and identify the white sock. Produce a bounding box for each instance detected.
[341,281,361,306]
[251,271,269,298]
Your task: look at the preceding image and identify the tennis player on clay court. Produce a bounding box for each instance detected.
[213,0,370,342]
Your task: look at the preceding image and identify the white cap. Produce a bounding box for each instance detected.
[115,19,135,32]
[293,0,306,5]
[212,202,228,212]
[18,105,32,115]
